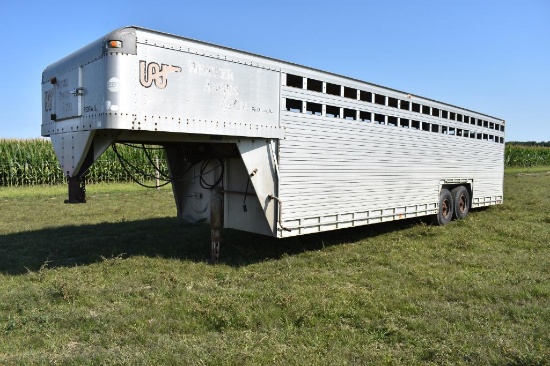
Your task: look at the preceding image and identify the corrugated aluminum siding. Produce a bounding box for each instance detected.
[278,70,504,237]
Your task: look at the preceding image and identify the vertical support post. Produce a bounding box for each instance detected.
[65,175,86,203]
[155,156,160,190]
[210,188,223,263]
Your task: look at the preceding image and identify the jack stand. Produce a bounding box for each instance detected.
[210,188,223,263]
[65,176,86,203]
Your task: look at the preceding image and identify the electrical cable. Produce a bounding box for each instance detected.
[199,158,224,190]
[112,143,224,190]
[112,143,172,189]
[242,178,250,212]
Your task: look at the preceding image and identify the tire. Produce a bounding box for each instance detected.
[434,188,453,226]
[451,186,470,220]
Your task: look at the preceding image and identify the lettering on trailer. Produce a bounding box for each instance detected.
[203,80,239,96]
[44,90,54,111]
[139,61,182,89]
[188,61,234,80]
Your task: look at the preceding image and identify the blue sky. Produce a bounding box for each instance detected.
[1,0,548,142]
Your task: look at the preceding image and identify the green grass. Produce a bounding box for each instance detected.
[0,169,549,365]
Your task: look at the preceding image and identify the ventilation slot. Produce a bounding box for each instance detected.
[360,111,371,122]
[307,78,323,92]
[344,87,357,99]
[374,94,386,106]
[344,108,356,120]
[286,98,302,113]
[306,102,322,116]
[360,91,372,102]
[326,105,340,118]
[374,113,385,124]
[286,74,303,88]
[326,83,341,96]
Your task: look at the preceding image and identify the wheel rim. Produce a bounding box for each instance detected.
[442,198,451,218]
[458,194,467,214]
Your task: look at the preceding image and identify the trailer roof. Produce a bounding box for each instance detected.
[127,26,503,123]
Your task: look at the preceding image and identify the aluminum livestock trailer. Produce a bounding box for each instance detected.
[42,26,505,261]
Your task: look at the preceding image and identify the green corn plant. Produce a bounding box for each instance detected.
[505,144,550,167]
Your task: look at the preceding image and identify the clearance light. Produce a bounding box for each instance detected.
[108,40,123,48]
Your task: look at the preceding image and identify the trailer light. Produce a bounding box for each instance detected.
[108,40,122,48]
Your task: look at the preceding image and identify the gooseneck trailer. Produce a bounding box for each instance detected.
[42,27,505,261]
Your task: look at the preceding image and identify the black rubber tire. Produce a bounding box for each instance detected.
[434,188,453,226]
[451,186,470,220]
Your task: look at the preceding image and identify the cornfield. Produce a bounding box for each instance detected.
[1,139,550,186]
[0,139,167,186]
[505,144,550,167]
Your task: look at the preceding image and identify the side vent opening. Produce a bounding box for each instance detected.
[374,94,386,106]
[360,91,373,103]
[286,98,302,113]
[343,108,356,120]
[307,78,323,92]
[326,83,341,96]
[306,102,322,116]
[344,87,357,99]
[286,74,303,88]
[360,111,372,122]
[326,105,340,118]
[374,113,385,124]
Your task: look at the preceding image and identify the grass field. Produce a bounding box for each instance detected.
[0,169,549,365]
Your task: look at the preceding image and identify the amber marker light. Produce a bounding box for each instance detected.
[108,40,122,48]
